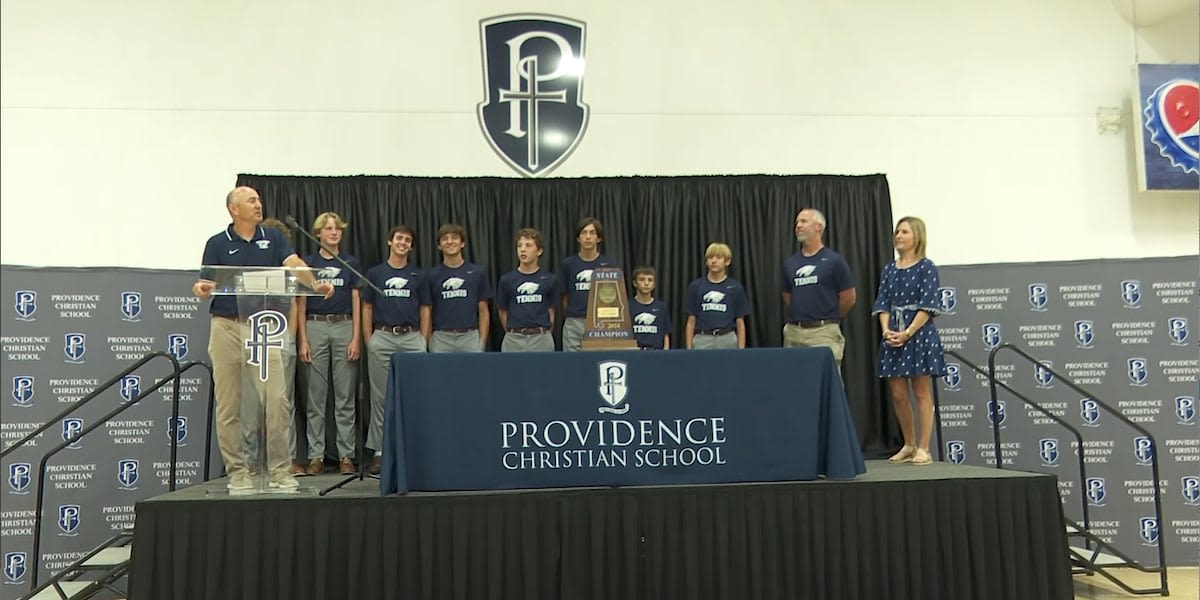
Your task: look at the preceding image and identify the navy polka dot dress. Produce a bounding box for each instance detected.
[872,258,947,377]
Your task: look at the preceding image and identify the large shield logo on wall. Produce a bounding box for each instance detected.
[479,14,588,177]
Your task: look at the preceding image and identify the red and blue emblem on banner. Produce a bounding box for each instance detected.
[1138,64,1199,190]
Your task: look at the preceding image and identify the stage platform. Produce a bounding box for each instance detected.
[129,461,1073,600]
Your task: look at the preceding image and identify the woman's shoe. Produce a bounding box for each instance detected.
[888,445,916,463]
[911,448,933,465]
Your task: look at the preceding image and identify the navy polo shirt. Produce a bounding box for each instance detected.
[362,262,431,327]
[303,253,363,315]
[497,269,557,329]
[685,276,750,332]
[200,224,295,317]
[427,262,493,330]
[559,254,614,318]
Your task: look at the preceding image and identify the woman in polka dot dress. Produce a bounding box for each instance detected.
[872,216,947,466]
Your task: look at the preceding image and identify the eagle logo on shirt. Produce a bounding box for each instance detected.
[516,281,541,295]
[576,269,593,282]
[634,312,656,325]
[255,240,271,250]
[795,265,816,277]
[443,277,465,290]
[317,267,341,279]
[385,276,408,289]
[702,291,726,303]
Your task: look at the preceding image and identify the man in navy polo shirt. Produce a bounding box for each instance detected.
[193,186,332,492]
[427,224,492,352]
[781,208,857,369]
[297,211,363,476]
[559,217,614,351]
[497,228,557,352]
[362,224,430,475]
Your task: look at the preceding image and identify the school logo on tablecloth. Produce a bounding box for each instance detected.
[596,360,628,414]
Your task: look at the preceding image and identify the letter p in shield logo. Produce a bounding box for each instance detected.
[58,504,80,536]
[1039,438,1059,466]
[120,291,142,321]
[1133,436,1154,465]
[167,334,189,361]
[478,14,588,177]
[1028,283,1048,311]
[117,459,139,489]
[1139,517,1159,546]
[945,441,965,464]
[167,416,188,446]
[4,552,26,583]
[596,360,629,414]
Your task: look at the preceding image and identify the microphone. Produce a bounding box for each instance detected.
[284,215,384,296]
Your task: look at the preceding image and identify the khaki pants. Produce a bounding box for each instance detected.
[783,323,845,370]
[209,318,291,476]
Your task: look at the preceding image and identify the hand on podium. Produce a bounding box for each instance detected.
[314,281,335,299]
[194,279,216,299]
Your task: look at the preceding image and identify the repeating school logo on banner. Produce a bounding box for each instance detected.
[938,257,1198,567]
[64,333,86,364]
[1167,317,1188,346]
[14,290,36,321]
[942,363,962,391]
[478,14,589,177]
[7,463,31,495]
[117,459,139,490]
[120,291,142,322]
[1028,283,1049,311]
[1121,280,1142,309]
[62,417,84,449]
[1039,438,1060,467]
[119,375,141,403]
[11,376,34,407]
[1178,396,1196,425]
[167,416,188,446]
[167,333,188,361]
[1080,398,1101,427]
[945,440,966,464]
[3,551,26,583]
[937,287,957,314]
[57,504,80,536]
[1,265,214,579]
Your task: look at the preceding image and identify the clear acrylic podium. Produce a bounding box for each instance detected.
[203,265,323,496]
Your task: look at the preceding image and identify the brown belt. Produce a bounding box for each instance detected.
[376,324,417,334]
[789,319,840,328]
[436,328,477,334]
[697,328,733,336]
[308,314,351,322]
[507,327,549,335]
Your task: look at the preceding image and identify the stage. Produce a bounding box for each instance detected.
[128,460,1072,600]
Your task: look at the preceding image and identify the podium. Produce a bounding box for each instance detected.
[202,265,324,495]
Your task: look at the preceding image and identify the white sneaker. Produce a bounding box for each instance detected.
[227,471,253,491]
[269,472,299,490]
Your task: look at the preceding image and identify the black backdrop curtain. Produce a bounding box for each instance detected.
[235,173,897,454]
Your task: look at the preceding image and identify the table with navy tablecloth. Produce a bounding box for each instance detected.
[380,347,865,494]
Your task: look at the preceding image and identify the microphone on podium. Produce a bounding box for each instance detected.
[284,215,384,296]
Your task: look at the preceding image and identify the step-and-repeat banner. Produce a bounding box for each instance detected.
[0,266,212,596]
[934,256,1197,567]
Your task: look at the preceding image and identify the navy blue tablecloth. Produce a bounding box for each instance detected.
[380,348,865,494]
